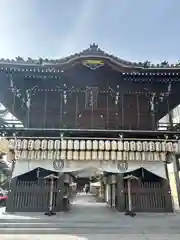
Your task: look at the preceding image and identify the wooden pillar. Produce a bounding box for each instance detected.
[116,173,125,212]
[55,173,64,212]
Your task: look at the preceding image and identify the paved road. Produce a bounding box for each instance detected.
[0,193,180,239]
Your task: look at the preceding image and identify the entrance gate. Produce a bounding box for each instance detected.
[6,176,64,212]
[116,179,173,212]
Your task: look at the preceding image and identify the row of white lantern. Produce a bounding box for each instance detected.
[15,150,167,162]
[8,139,178,152]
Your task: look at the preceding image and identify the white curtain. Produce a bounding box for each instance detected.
[13,159,166,179]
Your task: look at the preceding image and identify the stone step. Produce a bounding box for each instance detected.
[0,222,130,229]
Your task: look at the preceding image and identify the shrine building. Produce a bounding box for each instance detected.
[0,44,180,213]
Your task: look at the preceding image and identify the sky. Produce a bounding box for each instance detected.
[0,0,180,63]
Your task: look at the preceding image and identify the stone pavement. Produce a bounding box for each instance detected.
[0,193,180,239]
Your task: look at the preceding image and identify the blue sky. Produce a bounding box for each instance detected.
[0,0,180,63]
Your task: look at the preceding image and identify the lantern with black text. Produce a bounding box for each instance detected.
[73,151,79,160]
[35,139,41,150]
[67,151,73,160]
[117,141,123,151]
[99,140,105,150]
[41,139,47,150]
[86,140,92,150]
[54,140,61,150]
[67,140,73,150]
[105,141,110,151]
[21,139,28,150]
[48,140,54,150]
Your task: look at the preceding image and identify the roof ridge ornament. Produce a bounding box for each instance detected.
[89,43,98,51]
[82,43,104,55]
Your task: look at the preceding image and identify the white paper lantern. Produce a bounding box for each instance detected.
[141,152,146,161]
[41,139,47,150]
[20,150,28,159]
[29,150,35,160]
[85,151,91,160]
[67,151,73,160]
[160,152,166,162]
[91,151,97,160]
[27,150,31,160]
[41,151,47,160]
[86,140,92,150]
[34,151,41,160]
[54,140,61,150]
[61,140,67,150]
[98,151,104,160]
[161,142,166,152]
[147,152,154,161]
[15,139,22,150]
[124,141,130,151]
[15,150,21,160]
[73,151,79,160]
[53,151,57,160]
[47,151,53,160]
[129,152,135,161]
[123,151,129,161]
[79,140,85,150]
[155,142,161,152]
[149,141,155,151]
[73,140,80,150]
[166,142,173,152]
[21,139,28,150]
[130,141,136,151]
[154,152,160,161]
[117,141,124,151]
[117,151,123,160]
[48,140,54,150]
[67,140,73,150]
[60,150,66,160]
[142,141,149,152]
[28,140,34,150]
[80,151,85,160]
[57,151,61,160]
[110,151,116,161]
[8,139,15,149]
[54,151,60,160]
[34,139,41,150]
[104,151,110,160]
[34,151,38,160]
[173,142,178,153]
[99,140,105,150]
[111,141,117,150]
[105,140,111,151]
[135,152,141,161]
[136,141,142,151]
[92,140,98,150]
[150,152,154,161]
